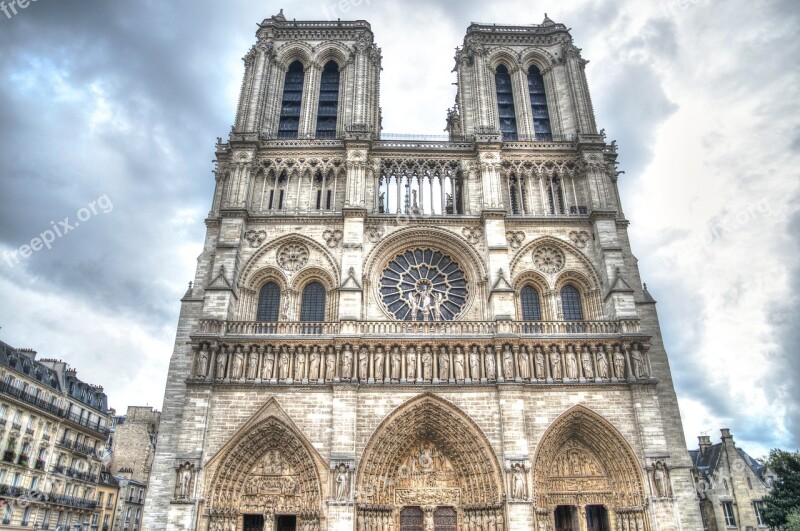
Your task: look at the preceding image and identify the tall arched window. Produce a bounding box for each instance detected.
[300,282,326,322]
[316,61,340,139]
[278,61,305,139]
[561,285,584,321]
[257,282,281,322]
[495,64,518,140]
[520,286,542,321]
[527,65,552,140]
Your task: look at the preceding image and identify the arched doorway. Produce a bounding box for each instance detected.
[533,406,648,530]
[356,394,505,529]
[203,399,326,531]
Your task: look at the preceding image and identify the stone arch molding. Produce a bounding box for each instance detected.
[356,394,506,529]
[532,405,649,529]
[510,235,601,289]
[364,226,488,321]
[203,398,327,531]
[240,234,340,290]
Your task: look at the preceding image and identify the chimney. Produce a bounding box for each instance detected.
[721,428,732,440]
[698,435,712,455]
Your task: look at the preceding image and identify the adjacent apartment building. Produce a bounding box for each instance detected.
[0,339,113,530]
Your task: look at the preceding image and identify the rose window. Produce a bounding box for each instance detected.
[533,245,565,274]
[380,249,468,321]
[277,243,309,272]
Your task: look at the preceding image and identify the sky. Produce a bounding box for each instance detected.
[0,0,797,457]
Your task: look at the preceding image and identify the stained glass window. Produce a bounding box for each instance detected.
[495,64,518,141]
[278,61,305,139]
[256,282,281,322]
[316,61,340,139]
[300,282,326,322]
[561,285,583,321]
[521,286,542,321]
[528,65,552,140]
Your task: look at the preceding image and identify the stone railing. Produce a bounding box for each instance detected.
[196,319,641,338]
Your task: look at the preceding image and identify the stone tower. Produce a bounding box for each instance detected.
[144,12,702,531]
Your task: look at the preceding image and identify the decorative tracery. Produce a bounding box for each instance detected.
[379,249,469,321]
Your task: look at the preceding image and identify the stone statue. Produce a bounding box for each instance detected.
[565,346,578,379]
[335,463,349,501]
[596,346,609,379]
[550,347,562,379]
[653,461,670,497]
[406,348,417,379]
[422,348,433,380]
[511,464,526,500]
[374,347,385,380]
[581,346,593,379]
[341,347,353,379]
[534,347,546,379]
[419,287,433,321]
[406,292,419,321]
[518,347,530,379]
[176,463,194,499]
[438,347,450,380]
[390,347,401,380]
[231,346,244,379]
[309,347,320,381]
[196,346,209,378]
[631,345,646,378]
[262,348,275,380]
[325,350,336,380]
[502,347,514,379]
[432,292,445,321]
[215,349,227,379]
[454,347,465,380]
[469,346,480,379]
[613,346,625,379]
[294,350,306,380]
[279,348,290,380]
[484,347,496,379]
[246,351,258,380]
[358,347,369,380]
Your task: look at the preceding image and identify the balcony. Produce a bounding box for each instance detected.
[35,458,46,470]
[52,464,98,483]
[57,438,98,458]
[196,319,641,339]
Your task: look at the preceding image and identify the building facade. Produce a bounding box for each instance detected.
[0,340,113,529]
[145,12,703,531]
[107,406,160,531]
[96,471,121,531]
[690,430,774,531]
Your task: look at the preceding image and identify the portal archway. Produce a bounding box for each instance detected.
[203,399,326,531]
[356,394,505,529]
[533,406,648,530]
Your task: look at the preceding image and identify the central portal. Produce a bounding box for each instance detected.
[277,515,297,531]
[243,515,264,531]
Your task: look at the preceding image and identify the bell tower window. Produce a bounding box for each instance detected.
[278,61,305,139]
[495,64,518,141]
[527,65,552,140]
[316,61,340,139]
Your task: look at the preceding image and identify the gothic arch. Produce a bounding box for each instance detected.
[313,41,350,68]
[532,405,648,529]
[275,41,313,69]
[363,226,488,320]
[520,48,558,72]
[510,235,602,289]
[356,394,505,527]
[486,48,522,72]
[203,398,327,530]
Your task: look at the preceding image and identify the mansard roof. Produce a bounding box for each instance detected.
[0,339,61,391]
[689,442,768,481]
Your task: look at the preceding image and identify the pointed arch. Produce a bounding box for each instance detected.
[203,399,327,529]
[533,405,648,527]
[356,394,505,524]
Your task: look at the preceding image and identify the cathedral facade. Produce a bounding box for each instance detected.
[144,12,703,531]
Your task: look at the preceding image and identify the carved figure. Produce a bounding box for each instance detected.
[484,347,496,379]
[422,348,433,380]
[262,349,275,379]
[374,347,385,379]
[581,347,593,379]
[231,347,244,379]
[196,346,209,378]
[279,348,290,380]
[294,351,305,380]
[653,461,670,497]
[550,348,562,379]
[596,346,609,379]
[454,347,465,380]
[518,347,531,379]
[512,464,526,500]
[406,348,417,379]
[503,347,515,379]
[246,351,258,379]
[613,346,626,379]
[176,463,193,499]
[358,348,369,380]
[469,346,480,379]
[406,292,419,321]
[565,346,578,379]
[390,347,401,380]
[341,348,353,379]
[419,287,433,321]
[432,292,445,321]
[215,349,227,379]
[535,347,546,379]
[309,348,320,380]
[325,350,336,380]
[335,464,349,501]
[438,347,450,380]
[631,345,646,378]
